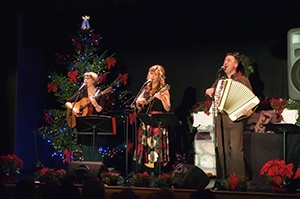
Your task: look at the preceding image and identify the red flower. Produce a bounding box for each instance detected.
[260,158,298,186]
[0,154,24,175]
[192,99,212,115]
[39,168,54,177]
[270,98,287,120]
[228,174,240,190]
[294,166,300,179]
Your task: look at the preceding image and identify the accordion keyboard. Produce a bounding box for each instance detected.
[217,79,260,121]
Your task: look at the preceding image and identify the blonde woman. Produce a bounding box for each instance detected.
[135,64,171,175]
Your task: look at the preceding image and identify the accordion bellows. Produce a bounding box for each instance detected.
[215,79,260,121]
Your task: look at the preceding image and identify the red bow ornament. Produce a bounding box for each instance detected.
[119,73,128,85]
[47,83,58,93]
[68,70,78,83]
[106,57,116,69]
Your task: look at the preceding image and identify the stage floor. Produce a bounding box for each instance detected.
[4,181,300,199]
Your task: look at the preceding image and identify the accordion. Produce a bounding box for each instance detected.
[214,78,260,121]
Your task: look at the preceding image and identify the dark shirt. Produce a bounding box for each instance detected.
[212,73,252,90]
[141,91,165,113]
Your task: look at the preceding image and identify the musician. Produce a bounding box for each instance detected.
[65,72,106,161]
[135,64,171,176]
[205,52,253,179]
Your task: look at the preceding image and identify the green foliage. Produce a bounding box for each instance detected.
[232,52,255,78]
[40,19,132,162]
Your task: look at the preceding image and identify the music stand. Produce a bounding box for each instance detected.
[138,112,179,175]
[76,115,116,161]
[264,123,300,161]
[138,112,180,127]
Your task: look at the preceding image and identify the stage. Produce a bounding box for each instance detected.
[4,181,300,199]
[102,186,300,199]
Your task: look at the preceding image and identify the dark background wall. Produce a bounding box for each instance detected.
[2,0,300,171]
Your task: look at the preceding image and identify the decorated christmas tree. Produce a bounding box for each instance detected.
[40,16,132,163]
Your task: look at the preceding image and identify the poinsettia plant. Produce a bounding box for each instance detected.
[153,173,174,185]
[101,171,123,185]
[129,172,152,186]
[269,98,300,125]
[192,99,212,115]
[0,154,23,176]
[222,174,247,191]
[35,167,67,182]
[259,158,300,187]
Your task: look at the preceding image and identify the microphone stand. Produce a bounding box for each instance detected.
[128,81,149,174]
[129,80,149,109]
[68,89,82,159]
[212,69,226,189]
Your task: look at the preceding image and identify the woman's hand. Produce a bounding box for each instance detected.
[136,98,147,107]
[91,98,102,112]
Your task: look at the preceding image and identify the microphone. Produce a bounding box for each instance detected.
[143,78,152,86]
[78,83,85,91]
[218,66,225,71]
[216,66,226,79]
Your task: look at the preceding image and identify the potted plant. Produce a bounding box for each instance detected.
[129,172,151,187]
[101,171,123,186]
[55,168,67,183]
[35,167,55,182]
[35,167,67,183]
[221,174,248,191]
[153,173,174,188]
[0,154,23,182]
[260,158,300,193]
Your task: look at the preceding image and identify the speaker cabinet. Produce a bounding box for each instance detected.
[170,163,209,190]
[287,28,300,100]
[66,161,107,183]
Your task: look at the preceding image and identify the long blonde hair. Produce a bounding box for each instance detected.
[145,64,166,95]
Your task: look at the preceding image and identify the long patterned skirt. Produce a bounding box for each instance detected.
[136,122,170,168]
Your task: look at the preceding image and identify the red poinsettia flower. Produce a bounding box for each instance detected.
[192,99,212,115]
[270,98,287,120]
[228,174,240,190]
[294,166,300,179]
[260,158,298,186]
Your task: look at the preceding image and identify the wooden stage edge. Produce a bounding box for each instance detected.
[5,182,300,199]
[104,186,300,199]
